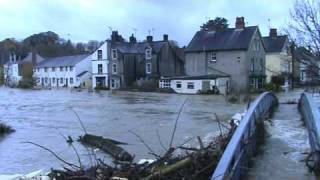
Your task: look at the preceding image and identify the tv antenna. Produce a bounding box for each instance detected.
[268,18,271,29]
[108,26,113,33]
[132,28,138,37]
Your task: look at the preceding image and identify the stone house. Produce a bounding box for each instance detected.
[185,17,266,93]
[107,31,184,89]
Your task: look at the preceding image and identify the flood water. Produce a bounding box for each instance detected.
[246,90,316,180]
[0,87,245,174]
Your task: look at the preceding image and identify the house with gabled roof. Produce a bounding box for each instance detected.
[4,51,44,87]
[34,54,92,88]
[107,31,184,89]
[185,17,266,93]
[262,28,292,85]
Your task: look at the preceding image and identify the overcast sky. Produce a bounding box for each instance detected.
[0,0,295,46]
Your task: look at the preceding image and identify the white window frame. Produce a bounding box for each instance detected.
[111,79,115,88]
[98,64,103,74]
[52,67,55,72]
[251,58,254,72]
[146,62,152,74]
[187,82,194,89]
[70,66,73,71]
[70,77,73,84]
[160,80,171,88]
[112,49,117,60]
[112,63,117,74]
[145,48,152,60]
[60,66,63,71]
[210,52,217,62]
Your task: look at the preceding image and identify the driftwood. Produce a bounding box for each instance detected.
[79,134,133,162]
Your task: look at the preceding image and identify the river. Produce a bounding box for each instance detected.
[0,87,245,174]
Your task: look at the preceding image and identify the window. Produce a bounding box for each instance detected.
[37,68,40,72]
[44,67,48,72]
[210,52,217,62]
[70,66,73,71]
[145,48,152,59]
[111,79,115,88]
[52,67,55,72]
[98,50,102,60]
[112,49,117,59]
[45,77,48,83]
[187,82,194,89]
[52,78,56,84]
[250,58,254,72]
[176,81,182,89]
[60,67,63,71]
[160,80,170,88]
[98,64,103,74]
[260,59,263,72]
[70,78,73,84]
[146,62,152,74]
[65,67,68,71]
[112,63,117,74]
[254,40,260,51]
[60,78,63,84]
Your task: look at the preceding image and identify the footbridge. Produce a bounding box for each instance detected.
[211,91,319,180]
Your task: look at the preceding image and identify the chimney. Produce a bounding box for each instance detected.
[163,34,168,41]
[146,35,153,43]
[129,34,137,43]
[32,49,37,66]
[111,31,119,42]
[269,28,278,38]
[235,17,245,29]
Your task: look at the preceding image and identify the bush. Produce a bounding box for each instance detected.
[271,75,285,86]
[156,88,176,93]
[264,82,282,92]
[18,78,36,89]
[95,86,110,91]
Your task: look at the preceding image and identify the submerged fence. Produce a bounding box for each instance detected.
[299,93,320,170]
[211,92,278,180]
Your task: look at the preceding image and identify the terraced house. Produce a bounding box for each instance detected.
[106,31,184,89]
[34,54,92,88]
[185,17,266,93]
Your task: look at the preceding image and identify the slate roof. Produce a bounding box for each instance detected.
[185,26,258,52]
[18,52,45,65]
[77,71,89,77]
[262,35,287,53]
[37,54,91,68]
[162,67,230,80]
[110,41,166,54]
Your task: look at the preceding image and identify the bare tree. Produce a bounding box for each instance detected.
[288,0,320,55]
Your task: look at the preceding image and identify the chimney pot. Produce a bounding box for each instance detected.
[235,17,245,29]
[129,34,137,43]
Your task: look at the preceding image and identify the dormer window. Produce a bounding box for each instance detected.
[112,49,117,60]
[210,52,217,62]
[145,48,152,60]
[98,50,102,60]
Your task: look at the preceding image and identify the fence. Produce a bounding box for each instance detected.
[211,92,278,180]
[299,92,320,169]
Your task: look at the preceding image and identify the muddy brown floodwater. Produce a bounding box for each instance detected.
[0,87,245,174]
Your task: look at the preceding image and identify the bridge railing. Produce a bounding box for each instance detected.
[211,92,278,180]
[299,93,320,168]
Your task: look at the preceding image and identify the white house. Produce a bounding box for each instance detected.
[34,54,92,88]
[92,42,109,89]
[4,52,44,87]
[159,74,230,94]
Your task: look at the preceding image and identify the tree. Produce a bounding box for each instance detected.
[200,17,229,31]
[287,0,320,55]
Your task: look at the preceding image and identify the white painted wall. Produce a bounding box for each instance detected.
[34,55,92,88]
[92,42,109,89]
[170,80,202,94]
[3,63,22,86]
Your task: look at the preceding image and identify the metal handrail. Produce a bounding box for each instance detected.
[299,93,320,167]
[211,92,278,180]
